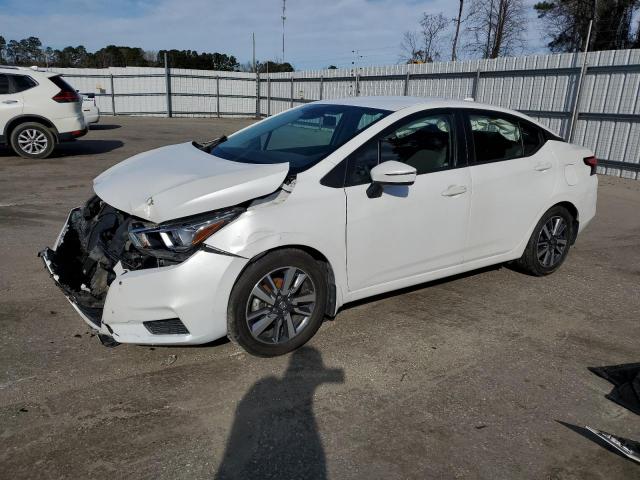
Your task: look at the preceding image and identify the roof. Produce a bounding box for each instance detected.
[314,95,554,134]
[0,66,56,77]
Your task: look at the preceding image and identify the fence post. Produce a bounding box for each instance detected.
[472,68,481,100]
[267,75,271,117]
[355,73,360,96]
[255,71,260,118]
[290,73,294,108]
[164,52,172,118]
[403,71,411,96]
[109,74,116,115]
[216,76,220,118]
[319,75,324,100]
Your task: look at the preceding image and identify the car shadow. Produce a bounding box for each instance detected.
[215,346,344,479]
[89,124,122,130]
[51,139,124,157]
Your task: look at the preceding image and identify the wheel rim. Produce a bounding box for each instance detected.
[537,215,568,268]
[245,266,317,345]
[17,129,48,155]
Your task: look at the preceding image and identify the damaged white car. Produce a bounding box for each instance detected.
[40,97,598,356]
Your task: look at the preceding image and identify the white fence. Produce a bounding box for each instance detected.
[52,49,640,179]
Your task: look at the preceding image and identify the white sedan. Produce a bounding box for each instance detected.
[40,96,598,356]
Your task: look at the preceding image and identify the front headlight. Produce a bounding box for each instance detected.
[128,208,243,256]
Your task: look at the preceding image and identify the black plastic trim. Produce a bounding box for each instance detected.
[143,318,189,335]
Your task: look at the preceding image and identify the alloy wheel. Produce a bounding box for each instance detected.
[537,215,568,268]
[245,266,317,344]
[17,129,49,155]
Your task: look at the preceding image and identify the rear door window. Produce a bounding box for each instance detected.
[469,113,523,163]
[0,74,9,95]
[521,121,544,156]
[10,75,37,93]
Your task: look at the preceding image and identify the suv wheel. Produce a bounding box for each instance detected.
[10,122,55,159]
[227,249,328,357]
[516,205,574,276]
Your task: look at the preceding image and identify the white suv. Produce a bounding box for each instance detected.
[0,66,87,159]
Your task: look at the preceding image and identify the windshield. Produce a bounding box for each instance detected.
[211,104,390,174]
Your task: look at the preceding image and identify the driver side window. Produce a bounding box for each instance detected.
[346,112,454,186]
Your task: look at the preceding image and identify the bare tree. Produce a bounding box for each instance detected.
[401,13,449,63]
[466,0,526,58]
[451,0,465,61]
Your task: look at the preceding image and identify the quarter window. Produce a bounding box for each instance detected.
[346,112,454,186]
[469,113,523,162]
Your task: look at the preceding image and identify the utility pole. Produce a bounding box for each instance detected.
[282,0,286,63]
[568,19,593,142]
[252,32,256,73]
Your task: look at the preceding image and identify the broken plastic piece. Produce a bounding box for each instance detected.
[585,426,640,464]
[589,362,640,416]
[98,333,120,348]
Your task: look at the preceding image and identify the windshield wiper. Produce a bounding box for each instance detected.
[193,135,227,153]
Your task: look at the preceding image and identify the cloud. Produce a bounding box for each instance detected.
[0,0,545,68]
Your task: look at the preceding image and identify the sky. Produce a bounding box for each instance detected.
[0,0,547,69]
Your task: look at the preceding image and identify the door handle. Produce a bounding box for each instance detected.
[441,185,468,197]
[534,162,552,172]
[1,100,18,104]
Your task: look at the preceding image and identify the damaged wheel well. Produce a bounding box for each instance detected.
[238,245,338,318]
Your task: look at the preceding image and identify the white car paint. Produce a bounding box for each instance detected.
[0,66,86,154]
[94,142,289,223]
[43,96,598,348]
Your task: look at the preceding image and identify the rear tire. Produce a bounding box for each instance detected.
[516,205,574,276]
[227,249,328,357]
[10,122,55,159]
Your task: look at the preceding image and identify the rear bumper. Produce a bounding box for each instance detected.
[52,115,86,141]
[58,127,88,141]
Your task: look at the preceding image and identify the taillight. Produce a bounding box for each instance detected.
[52,90,79,103]
[583,156,598,175]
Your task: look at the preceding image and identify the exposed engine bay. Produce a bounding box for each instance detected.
[40,196,183,316]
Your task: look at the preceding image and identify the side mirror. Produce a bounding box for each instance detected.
[367,160,416,198]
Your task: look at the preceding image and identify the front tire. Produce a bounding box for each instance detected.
[10,122,55,159]
[227,249,328,357]
[516,206,574,276]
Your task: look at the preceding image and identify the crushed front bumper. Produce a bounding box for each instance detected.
[40,202,248,345]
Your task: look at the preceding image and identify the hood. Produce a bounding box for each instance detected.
[93,142,289,223]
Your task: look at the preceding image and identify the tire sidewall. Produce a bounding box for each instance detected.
[10,122,55,159]
[228,249,328,357]
[527,206,574,275]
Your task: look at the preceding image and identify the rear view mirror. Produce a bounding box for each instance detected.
[367,160,417,198]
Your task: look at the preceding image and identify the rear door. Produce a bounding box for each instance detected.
[344,109,471,292]
[463,110,556,261]
[0,74,24,137]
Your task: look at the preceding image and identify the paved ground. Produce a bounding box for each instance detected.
[1,116,639,479]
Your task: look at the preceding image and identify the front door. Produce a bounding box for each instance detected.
[345,110,471,292]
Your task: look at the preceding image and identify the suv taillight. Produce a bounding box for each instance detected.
[583,156,598,176]
[52,90,79,103]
